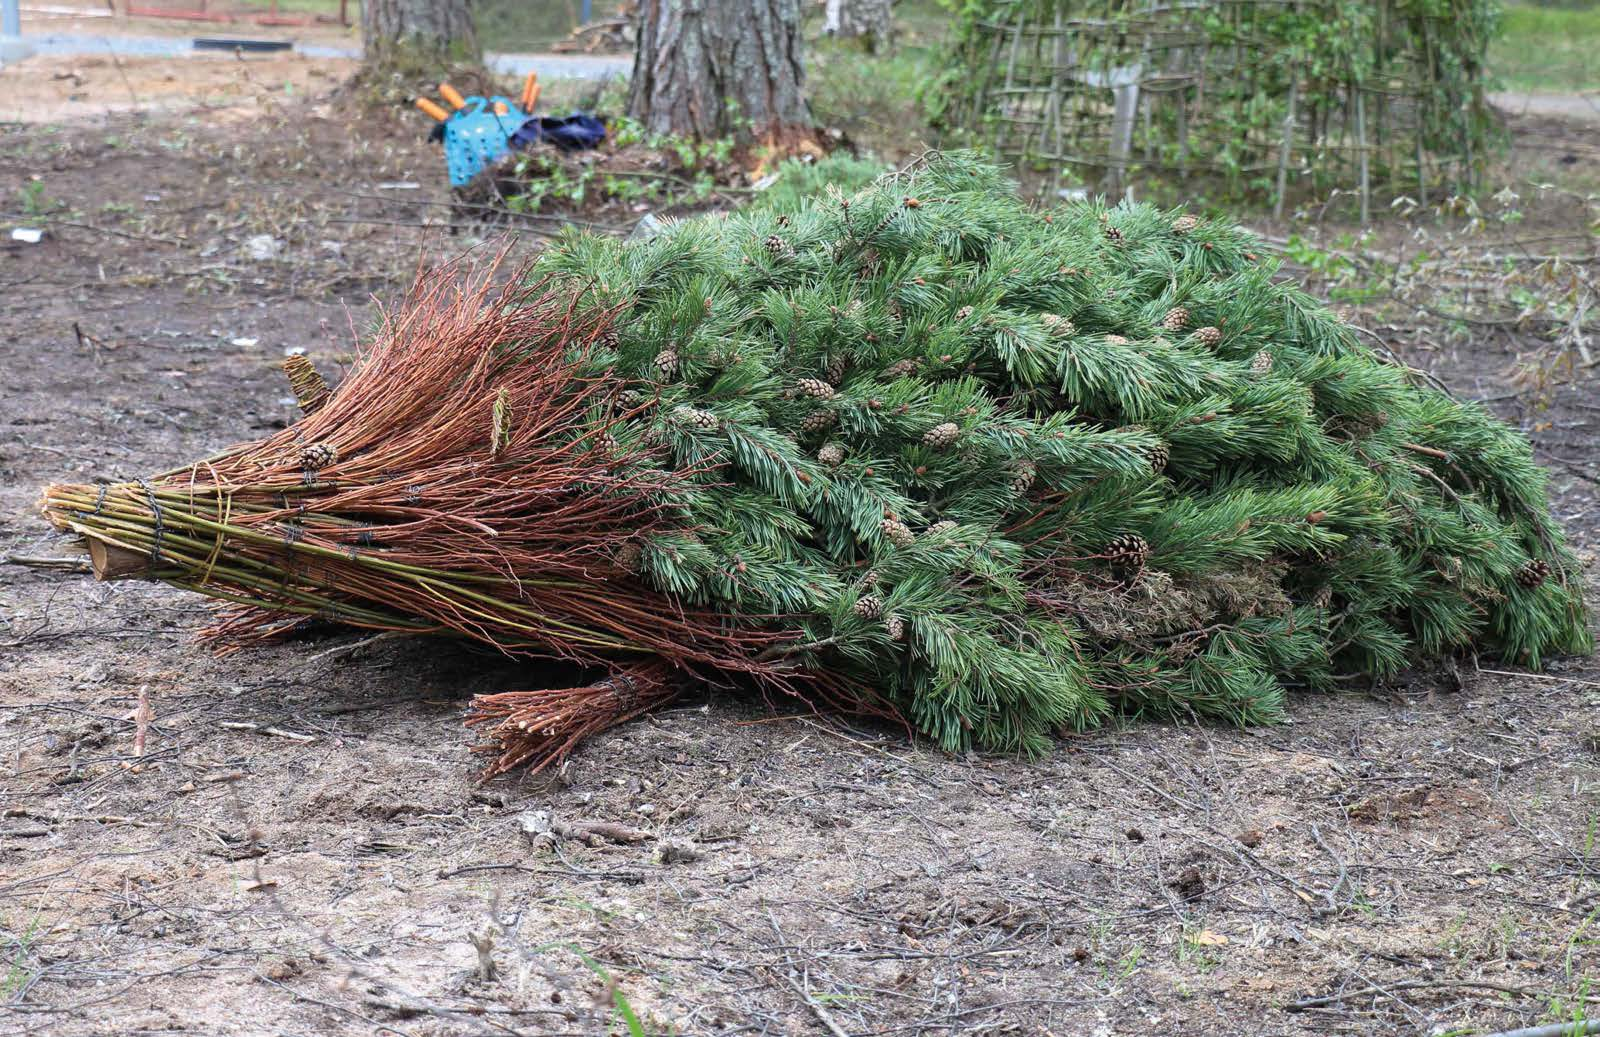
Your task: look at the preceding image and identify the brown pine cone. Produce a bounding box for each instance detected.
[1104,225,1126,245]
[853,595,884,620]
[882,358,920,380]
[1195,326,1223,346]
[923,422,960,448]
[1009,460,1037,494]
[654,349,680,379]
[826,356,848,385]
[955,305,975,321]
[798,377,837,400]
[884,614,906,641]
[1148,441,1170,475]
[672,405,719,430]
[1105,533,1152,568]
[1516,559,1551,588]
[1172,214,1200,235]
[1160,307,1190,333]
[1105,334,1130,345]
[818,442,845,467]
[1250,350,1274,375]
[763,234,793,259]
[800,410,837,435]
[880,517,915,548]
[1041,313,1077,337]
[299,441,337,471]
[928,520,957,535]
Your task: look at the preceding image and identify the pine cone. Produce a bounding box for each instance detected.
[1148,441,1170,474]
[1009,460,1037,494]
[1105,334,1130,345]
[880,517,915,548]
[1195,326,1223,346]
[1172,214,1200,235]
[1250,350,1274,375]
[654,349,680,379]
[853,594,884,620]
[763,234,793,259]
[595,431,620,453]
[923,422,960,448]
[956,305,975,321]
[672,405,719,430]
[826,356,848,385]
[598,326,620,350]
[1041,313,1077,337]
[884,614,906,641]
[818,442,845,467]
[1105,533,1151,568]
[299,441,337,471]
[928,519,957,535]
[1516,559,1551,588]
[1104,225,1126,245]
[800,410,837,435]
[1160,307,1190,333]
[882,358,920,380]
[615,541,643,573]
[798,377,837,400]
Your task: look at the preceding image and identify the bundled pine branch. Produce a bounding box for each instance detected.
[41,153,1589,778]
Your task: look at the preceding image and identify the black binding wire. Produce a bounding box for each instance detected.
[137,479,165,572]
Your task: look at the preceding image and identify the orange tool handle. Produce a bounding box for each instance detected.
[414,97,450,122]
[519,71,538,112]
[439,83,467,110]
[492,101,509,115]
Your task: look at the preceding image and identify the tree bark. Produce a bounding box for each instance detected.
[629,0,812,146]
[363,0,479,69]
[824,0,893,53]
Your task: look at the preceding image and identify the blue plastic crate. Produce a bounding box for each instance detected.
[443,95,531,188]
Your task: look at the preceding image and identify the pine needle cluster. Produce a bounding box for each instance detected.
[533,151,1589,754]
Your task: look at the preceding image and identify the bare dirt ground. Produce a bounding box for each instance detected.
[3,82,1599,1037]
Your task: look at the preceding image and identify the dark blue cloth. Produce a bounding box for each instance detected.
[509,114,608,153]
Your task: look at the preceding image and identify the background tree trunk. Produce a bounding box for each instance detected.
[629,0,812,145]
[363,0,480,69]
[824,0,893,53]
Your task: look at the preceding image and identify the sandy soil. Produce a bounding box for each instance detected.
[0,50,359,122]
[2,88,1598,1037]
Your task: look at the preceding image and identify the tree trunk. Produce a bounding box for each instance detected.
[363,0,479,69]
[629,0,812,146]
[824,0,893,52]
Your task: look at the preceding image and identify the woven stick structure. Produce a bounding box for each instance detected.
[947,0,1498,214]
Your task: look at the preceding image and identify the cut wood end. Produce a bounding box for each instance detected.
[87,538,151,581]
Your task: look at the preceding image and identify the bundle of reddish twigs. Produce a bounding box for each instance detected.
[41,255,842,777]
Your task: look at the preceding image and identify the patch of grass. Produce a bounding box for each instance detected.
[3,911,44,1000]
[477,0,586,52]
[805,3,950,161]
[1491,1,1600,93]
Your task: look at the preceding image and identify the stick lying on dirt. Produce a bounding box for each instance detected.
[1286,978,1581,1012]
[518,809,652,848]
[1480,1022,1600,1037]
